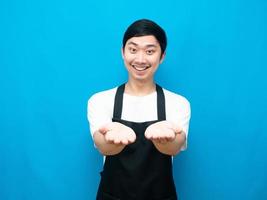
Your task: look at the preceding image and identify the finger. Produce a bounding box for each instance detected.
[144,131,152,139]
[154,138,167,144]
[159,138,168,144]
[166,136,175,142]
[150,137,159,143]
[128,135,136,143]
[167,131,176,139]
[152,134,160,140]
[121,138,129,145]
[105,132,114,142]
[113,137,122,144]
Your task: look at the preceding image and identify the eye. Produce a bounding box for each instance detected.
[146,49,155,55]
[129,47,137,54]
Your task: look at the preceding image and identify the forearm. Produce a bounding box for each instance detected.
[93,131,125,155]
[153,131,186,156]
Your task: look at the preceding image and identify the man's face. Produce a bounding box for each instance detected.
[122,35,165,82]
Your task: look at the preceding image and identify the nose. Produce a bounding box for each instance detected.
[135,52,146,64]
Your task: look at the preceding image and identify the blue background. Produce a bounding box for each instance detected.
[1,0,266,199]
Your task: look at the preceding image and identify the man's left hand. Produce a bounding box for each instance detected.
[145,120,183,144]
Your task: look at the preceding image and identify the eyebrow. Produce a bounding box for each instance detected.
[127,41,158,48]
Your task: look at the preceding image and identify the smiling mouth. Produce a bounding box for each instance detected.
[131,64,151,71]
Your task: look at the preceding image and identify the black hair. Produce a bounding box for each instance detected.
[122,19,167,56]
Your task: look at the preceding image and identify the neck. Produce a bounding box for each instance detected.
[125,79,156,96]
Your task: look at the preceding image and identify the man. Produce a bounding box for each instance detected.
[87,19,191,200]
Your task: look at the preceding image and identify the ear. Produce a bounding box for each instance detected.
[121,47,125,60]
[160,51,166,64]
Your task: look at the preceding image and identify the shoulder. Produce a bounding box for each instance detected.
[88,87,117,106]
[162,87,191,119]
[163,88,190,108]
[87,87,118,113]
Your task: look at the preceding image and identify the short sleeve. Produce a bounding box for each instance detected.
[164,89,191,151]
[87,89,115,138]
[178,100,191,151]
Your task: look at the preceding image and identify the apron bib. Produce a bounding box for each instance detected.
[96,84,177,200]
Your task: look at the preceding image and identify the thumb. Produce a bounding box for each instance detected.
[99,122,115,134]
[173,125,183,135]
[98,124,110,135]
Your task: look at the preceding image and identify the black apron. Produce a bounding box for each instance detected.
[96,84,177,200]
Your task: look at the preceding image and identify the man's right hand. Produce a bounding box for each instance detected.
[98,122,136,145]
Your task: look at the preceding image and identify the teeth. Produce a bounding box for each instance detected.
[132,65,149,71]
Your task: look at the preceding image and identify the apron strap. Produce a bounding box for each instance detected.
[113,84,125,119]
[156,84,166,121]
[113,83,166,120]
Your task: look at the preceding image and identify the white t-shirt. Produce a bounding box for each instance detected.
[87,86,191,150]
